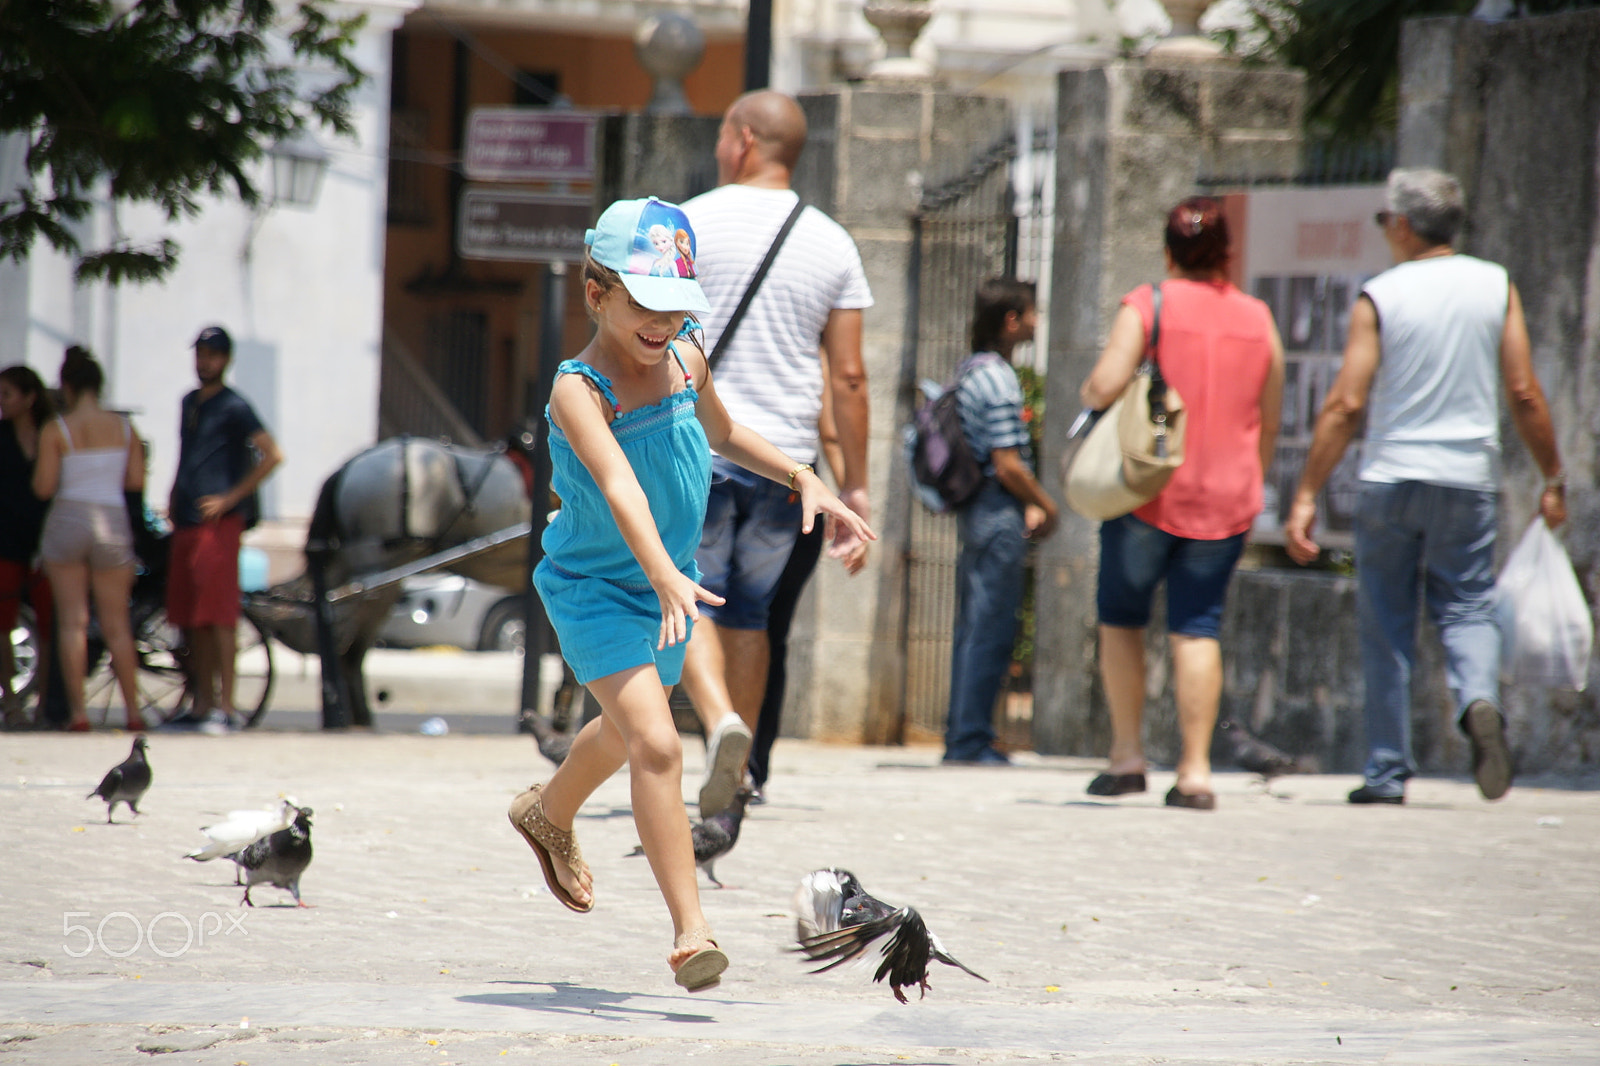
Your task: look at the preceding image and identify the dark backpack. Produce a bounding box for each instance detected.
[905,355,998,513]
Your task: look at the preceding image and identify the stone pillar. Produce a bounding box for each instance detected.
[1033,57,1303,756]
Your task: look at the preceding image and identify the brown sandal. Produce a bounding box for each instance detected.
[671,926,728,992]
[508,783,593,913]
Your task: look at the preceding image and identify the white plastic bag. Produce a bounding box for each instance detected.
[1495,519,1593,690]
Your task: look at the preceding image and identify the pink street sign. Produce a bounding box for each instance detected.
[463,108,596,182]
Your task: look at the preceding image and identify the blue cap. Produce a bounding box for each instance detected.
[192,325,233,354]
[584,197,711,315]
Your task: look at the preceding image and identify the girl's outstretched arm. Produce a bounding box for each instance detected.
[689,353,876,548]
[550,372,724,649]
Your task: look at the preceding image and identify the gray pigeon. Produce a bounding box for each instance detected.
[792,867,987,1003]
[1219,720,1318,780]
[229,805,314,907]
[86,736,151,823]
[629,785,751,888]
[518,708,573,766]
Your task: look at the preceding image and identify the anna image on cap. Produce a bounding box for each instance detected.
[637,200,697,279]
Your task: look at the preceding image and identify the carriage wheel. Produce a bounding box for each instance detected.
[85,607,275,728]
[3,606,42,728]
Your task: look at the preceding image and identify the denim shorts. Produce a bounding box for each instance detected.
[1097,514,1246,639]
[694,461,802,630]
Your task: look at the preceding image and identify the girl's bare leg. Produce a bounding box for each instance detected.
[44,562,90,727]
[534,706,630,909]
[90,564,143,727]
[568,666,708,966]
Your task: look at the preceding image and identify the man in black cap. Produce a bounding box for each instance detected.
[166,326,282,734]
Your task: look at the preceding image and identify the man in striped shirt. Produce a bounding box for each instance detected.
[678,91,873,815]
[945,278,1058,765]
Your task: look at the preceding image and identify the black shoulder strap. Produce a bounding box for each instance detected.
[1147,282,1169,409]
[708,198,806,371]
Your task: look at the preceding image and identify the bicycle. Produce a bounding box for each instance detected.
[9,554,277,731]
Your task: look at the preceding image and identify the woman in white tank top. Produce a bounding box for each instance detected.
[32,347,147,732]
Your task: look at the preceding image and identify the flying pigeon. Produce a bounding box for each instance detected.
[792,867,987,1003]
[1219,720,1318,780]
[518,708,573,767]
[185,798,300,883]
[86,736,151,823]
[628,785,752,888]
[229,805,314,907]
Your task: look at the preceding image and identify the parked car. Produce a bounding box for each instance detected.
[378,574,526,653]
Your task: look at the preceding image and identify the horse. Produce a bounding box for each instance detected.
[249,434,534,727]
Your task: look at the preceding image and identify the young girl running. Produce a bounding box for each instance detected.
[509,197,874,992]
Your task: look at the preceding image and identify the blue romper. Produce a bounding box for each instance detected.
[534,345,711,685]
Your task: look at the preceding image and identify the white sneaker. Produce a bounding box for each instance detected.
[699,715,752,817]
[198,710,236,736]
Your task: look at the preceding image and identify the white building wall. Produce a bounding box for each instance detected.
[12,3,411,538]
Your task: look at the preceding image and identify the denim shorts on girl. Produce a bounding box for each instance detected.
[1096,513,1246,639]
[534,558,696,686]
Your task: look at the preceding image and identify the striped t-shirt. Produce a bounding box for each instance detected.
[955,354,1031,477]
[681,184,873,463]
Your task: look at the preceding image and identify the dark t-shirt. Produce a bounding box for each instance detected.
[170,386,266,530]
[0,421,48,562]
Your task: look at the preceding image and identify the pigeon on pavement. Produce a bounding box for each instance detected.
[518,708,573,766]
[1219,720,1318,780]
[628,785,752,888]
[186,798,300,883]
[86,736,151,823]
[230,805,314,907]
[792,867,987,1003]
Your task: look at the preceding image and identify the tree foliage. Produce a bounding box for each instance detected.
[0,0,366,284]
[1232,0,1600,138]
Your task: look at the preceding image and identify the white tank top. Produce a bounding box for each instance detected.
[1358,254,1508,491]
[55,415,130,506]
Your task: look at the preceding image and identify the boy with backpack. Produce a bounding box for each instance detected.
[941,277,1059,765]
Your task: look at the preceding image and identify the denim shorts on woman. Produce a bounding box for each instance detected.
[1097,513,1246,639]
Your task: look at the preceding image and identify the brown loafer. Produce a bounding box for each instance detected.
[508,783,593,912]
[1164,785,1216,811]
[1086,772,1147,796]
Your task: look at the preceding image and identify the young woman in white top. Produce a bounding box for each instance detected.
[32,347,147,732]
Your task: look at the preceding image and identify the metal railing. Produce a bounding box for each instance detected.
[378,332,486,447]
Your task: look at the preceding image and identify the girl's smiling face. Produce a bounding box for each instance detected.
[589,279,683,366]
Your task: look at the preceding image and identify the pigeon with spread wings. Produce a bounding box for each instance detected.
[792,867,987,1003]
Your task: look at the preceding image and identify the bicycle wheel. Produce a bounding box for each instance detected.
[236,611,275,728]
[84,605,190,726]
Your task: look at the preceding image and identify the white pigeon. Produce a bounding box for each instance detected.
[185,798,299,864]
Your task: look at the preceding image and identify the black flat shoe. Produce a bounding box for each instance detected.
[1086,772,1147,796]
[1164,785,1216,810]
[1347,784,1405,805]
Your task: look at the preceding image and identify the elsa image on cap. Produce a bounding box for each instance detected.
[632,198,695,278]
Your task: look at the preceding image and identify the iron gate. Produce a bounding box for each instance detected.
[897,111,1054,749]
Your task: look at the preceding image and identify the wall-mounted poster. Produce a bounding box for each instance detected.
[1220,185,1392,548]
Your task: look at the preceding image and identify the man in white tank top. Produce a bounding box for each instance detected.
[1284,168,1566,805]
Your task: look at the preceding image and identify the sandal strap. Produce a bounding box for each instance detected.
[673,925,717,954]
[519,783,585,868]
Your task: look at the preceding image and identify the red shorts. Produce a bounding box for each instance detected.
[166,514,244,628]
[0,559,52,638]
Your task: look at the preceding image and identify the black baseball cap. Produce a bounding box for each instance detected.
[193,325,233,354]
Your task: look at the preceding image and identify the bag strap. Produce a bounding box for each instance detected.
[1146,283,1169,422]
[708,198,806,371]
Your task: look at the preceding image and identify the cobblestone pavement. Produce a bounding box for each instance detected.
[1,730,1596,1065]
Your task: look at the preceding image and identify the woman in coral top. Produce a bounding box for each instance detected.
[1077,197,1285,810]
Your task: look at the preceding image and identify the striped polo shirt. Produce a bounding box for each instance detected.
[956,354,1031,477]
[682,184,873,464]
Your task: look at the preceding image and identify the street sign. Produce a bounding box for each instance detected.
[458,189,590,263]
[464,108,596,182]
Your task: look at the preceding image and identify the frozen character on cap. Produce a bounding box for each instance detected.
[674,229,695,278]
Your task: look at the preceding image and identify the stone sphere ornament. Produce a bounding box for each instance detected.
[634,13,705,115]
